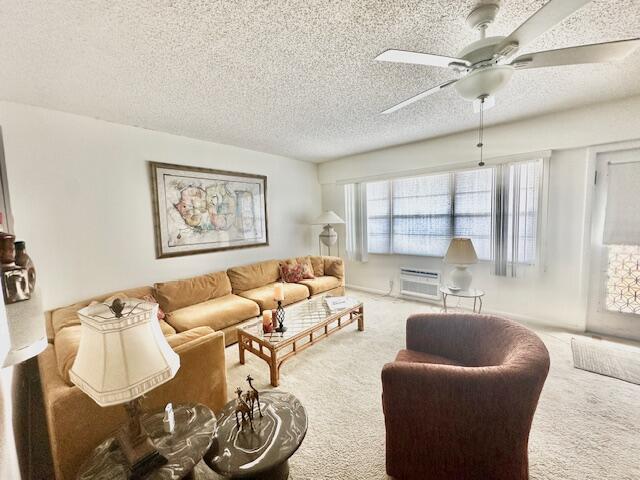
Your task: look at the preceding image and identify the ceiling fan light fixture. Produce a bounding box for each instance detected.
[454,65,514,100]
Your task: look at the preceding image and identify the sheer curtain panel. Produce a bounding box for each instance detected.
[493,160,542,276]
[344,183,368,262]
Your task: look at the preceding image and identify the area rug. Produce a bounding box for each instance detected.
[220,291,640,480]
[571,337,640,385]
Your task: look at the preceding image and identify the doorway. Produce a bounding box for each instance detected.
[587,147,640,341]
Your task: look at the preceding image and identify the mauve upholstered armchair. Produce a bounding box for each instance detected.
[381,313,550,480]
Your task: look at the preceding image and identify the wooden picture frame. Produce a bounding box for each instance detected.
[149,161,268,259]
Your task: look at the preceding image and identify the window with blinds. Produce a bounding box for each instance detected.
[392,173,453,257]
[454,168,493,260]
[362,160,542,268]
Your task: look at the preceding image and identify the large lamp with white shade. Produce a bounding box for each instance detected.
[444,238,478,291]
[312,211,345,256]
[70,298,180,478]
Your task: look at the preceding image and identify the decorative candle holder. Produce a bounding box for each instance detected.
[262,310,274,334]
[275,300,286,333]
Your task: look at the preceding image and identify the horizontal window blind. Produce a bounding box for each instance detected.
[454,168,492,261]
[392,173,452,257]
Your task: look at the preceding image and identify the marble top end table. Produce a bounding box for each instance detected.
[77,403,216,480]
[204,391,307,480]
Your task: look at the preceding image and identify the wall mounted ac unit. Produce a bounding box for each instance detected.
[400,268,441,302]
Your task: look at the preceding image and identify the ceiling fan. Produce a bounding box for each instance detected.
[376,0,640,115]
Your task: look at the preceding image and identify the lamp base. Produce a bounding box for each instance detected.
[118,398,167,479]
[449,265,472,290]
[319,224,338,247]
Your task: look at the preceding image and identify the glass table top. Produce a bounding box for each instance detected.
[241,296,362,345]
[439,286,485,298]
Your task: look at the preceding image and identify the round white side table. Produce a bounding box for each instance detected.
[440,287,485,313]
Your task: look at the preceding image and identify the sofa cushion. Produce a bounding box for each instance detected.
[154,271,232,313]
[238,282,310,311]
[218,316,262,346]
[54,320,177,385]
[227,260,280,293]
[166,294,259,332]
[165,326,217,349]
[395,348,464,367]
[309,256,325,276]
[49,286,154,336]
[324,256,344,280]
[298,276,342,296]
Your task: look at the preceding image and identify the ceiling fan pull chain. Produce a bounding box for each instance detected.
[478,96,485,167]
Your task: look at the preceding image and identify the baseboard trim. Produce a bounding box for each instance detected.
[345,283,396,297]
[346,283,585,333]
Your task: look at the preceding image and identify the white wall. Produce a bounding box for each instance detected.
[0,102,321,309]
[319,96,640,331]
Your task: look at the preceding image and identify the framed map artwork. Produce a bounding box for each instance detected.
[150,162,268,258]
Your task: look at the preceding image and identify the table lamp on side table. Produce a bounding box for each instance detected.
[444,238,478,290]
[70,298,180,478]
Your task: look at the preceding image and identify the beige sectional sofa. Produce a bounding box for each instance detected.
[39,255,344,479]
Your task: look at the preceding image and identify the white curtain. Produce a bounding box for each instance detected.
[344,183,368,262]
[603,160,640,245]
[493,160,542,276]
[365,181,391,254]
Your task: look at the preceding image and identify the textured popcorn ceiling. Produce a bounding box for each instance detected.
[0,0,639,162]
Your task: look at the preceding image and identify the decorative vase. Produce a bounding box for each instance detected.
[15,241,36,293]
[0,232,16,268]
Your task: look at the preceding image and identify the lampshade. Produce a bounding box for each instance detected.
[444,238,478,265]
[312,211,345,225]
[70,299,180,407]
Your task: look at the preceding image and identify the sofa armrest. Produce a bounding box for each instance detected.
[39,327,227,480]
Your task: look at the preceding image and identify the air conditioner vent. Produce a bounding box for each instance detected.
[400,268,441,302]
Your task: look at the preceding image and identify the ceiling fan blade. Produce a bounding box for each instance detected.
[511,38,640,69]
[376,49,470,69]
[381,80,458,114]
[495,0,593,57]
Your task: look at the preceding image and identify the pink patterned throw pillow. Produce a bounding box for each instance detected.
[280,262,305,283]
[142,294,166,321]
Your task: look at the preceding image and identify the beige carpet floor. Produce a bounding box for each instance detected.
[223,291,640,480]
